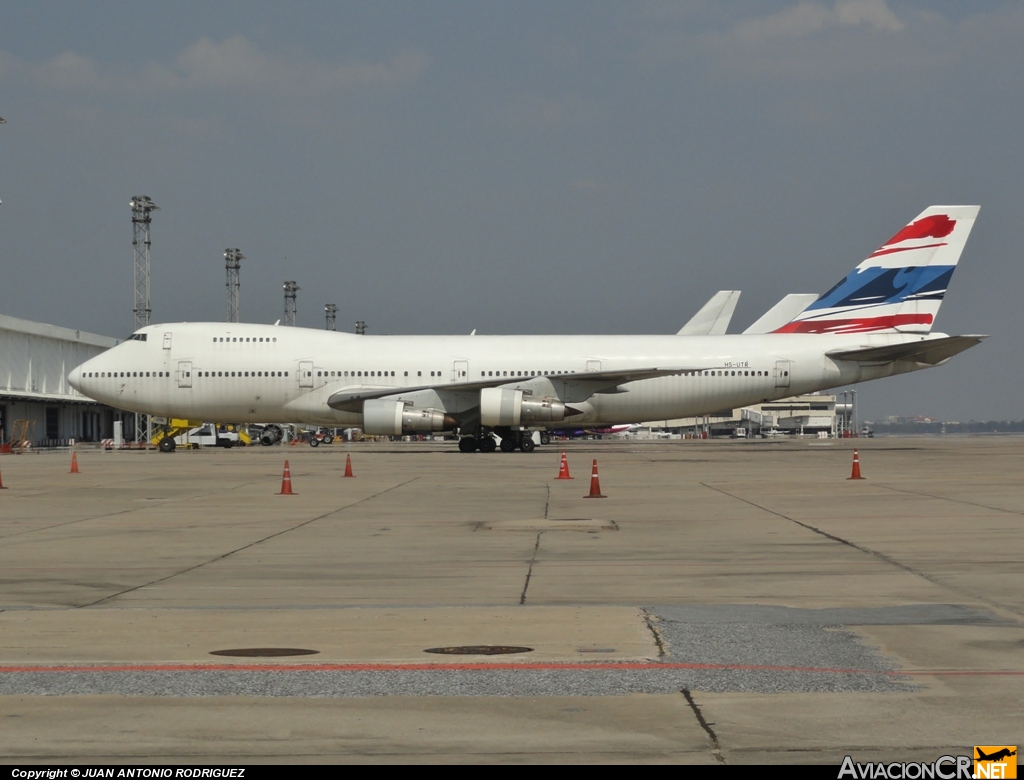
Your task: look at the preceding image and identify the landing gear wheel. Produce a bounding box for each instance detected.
[458,436,478,453]
[539,432,550,446]
[499,438,516,453]
[478,436,497,453]
[309,437,319,447]
[519,436,536,453]
[158,437,175,453]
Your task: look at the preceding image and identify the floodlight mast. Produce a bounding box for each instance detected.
[325,303,337,331]
[283,281,299,326]
[130,195,158,445]
[225,248,244,323]
[130,196,158,332]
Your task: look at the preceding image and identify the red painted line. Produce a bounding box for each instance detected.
[868,241,948,258]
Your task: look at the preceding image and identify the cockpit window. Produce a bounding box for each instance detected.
[128,333,148,341]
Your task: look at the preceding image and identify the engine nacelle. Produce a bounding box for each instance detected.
[362,399,454,436]
[480,388,567,426]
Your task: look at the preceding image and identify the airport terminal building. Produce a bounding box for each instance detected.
[639,393,845,438]
[0,313,123,447]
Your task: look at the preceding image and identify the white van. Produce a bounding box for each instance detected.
[172,424,240,450]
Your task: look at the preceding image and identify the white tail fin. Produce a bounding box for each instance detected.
[677,290,740,335]
[743,294,817,334]
[775,205,979,334]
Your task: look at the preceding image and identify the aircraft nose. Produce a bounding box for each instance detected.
[68,365,83,391]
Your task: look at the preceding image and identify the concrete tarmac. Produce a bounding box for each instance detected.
[0,437,1021,763]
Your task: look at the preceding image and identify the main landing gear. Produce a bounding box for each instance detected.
[458,430,539,453]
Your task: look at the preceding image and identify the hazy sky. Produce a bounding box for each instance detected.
[2,1,1022,421]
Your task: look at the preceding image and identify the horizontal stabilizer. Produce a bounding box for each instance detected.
[743,294,818,334]
[826,335,986,365]
[678,291,740,335]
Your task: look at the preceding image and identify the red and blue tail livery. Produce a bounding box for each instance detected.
[775,205,979,334]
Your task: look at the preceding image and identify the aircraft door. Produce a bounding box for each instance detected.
[177,361,192,388]
[163,332,172,350]
[452,360,469,383]
[774,360,792,388]
[298,360,314,388]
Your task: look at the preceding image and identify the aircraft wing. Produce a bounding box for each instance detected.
[826,335,987,365]
[677,291,741,335]
[327,366,703,412]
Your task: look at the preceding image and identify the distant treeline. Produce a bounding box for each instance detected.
[872,420,1024,435]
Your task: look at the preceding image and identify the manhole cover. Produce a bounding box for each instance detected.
[424,645,534,655]
[209,648,319,657]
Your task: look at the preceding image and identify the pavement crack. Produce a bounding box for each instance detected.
[519,532,543,605]
[544,483,551,519]
[640,608,667,658]
[701,482,1023,619]
[0,480,269,541]
[76,477,420,608]
[876,484,1024,516]
[681,688,725,765]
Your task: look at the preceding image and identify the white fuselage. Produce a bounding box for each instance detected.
[68,322,938,427]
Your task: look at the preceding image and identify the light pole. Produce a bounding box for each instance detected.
[851,389,858,437]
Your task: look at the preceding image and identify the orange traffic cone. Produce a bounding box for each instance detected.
[583,459,607,498]
[848,449,865,480]
[278,460,296,495]
[70,452,79,474]
[0,469,7,489]
[290,436,298,447]
[343,454,354,478]
[555,451,573,480]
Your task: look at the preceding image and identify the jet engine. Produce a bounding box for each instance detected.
[362,399,456,436]
[479,388,567,426]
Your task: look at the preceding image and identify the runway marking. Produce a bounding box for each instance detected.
[700,482,1024,620]
[77,477,421,609]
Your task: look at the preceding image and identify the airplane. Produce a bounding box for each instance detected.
[976,748,1016,762]
[68,205,985,454]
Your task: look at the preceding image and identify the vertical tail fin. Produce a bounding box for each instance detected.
[677,290,741,335]
[775,205,979,334]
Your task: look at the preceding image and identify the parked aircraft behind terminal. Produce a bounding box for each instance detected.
[69,206,985,453]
